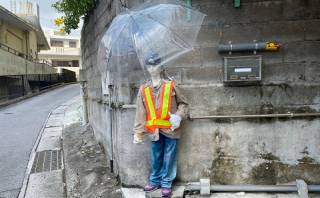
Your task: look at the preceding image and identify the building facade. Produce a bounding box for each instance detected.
[39,29,81,80]
[0,4,57,102]
[80,0,320,187]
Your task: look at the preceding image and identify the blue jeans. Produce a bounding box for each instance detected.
[149,133,178,188]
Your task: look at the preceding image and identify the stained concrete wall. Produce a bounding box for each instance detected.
[81,0,320,186]
[0,48,56,76]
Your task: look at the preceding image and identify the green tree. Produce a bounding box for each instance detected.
[52,0,94,34]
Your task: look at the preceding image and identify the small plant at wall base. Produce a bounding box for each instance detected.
[52,0,94,34]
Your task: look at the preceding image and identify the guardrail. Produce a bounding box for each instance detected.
[0,42,52,67]
[0,42,32,61]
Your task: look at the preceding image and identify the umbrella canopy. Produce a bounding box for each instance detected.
[98,0,206,77]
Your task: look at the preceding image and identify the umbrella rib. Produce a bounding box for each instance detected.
[127,13,155,57]
[135,11,192,49]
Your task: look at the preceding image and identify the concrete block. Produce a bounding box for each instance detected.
[200,46,222,67]
[182,66,223,84]
[305,20,320,41]
[220,23,262,44]
[121,188,145,198]
[260,21,305,43]
[283,41,320,63]
[305,61,320,82]
[46,118,63,128]
[282,0,320,20]
[258,51,283,65]
[117,110,151,186]
[197,25,222,47]
[42,127,63,137]
[170,47,202,68]
[24,170,64,198]
[145,186,185,198]
[37,136,61,151]
[50,114,64,120]
[262,62,306,83]
[95,0,110,21]
[200,1,283,24]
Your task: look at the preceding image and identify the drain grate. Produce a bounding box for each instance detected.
[31,150,62,173]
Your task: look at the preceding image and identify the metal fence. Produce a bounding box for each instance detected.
[0,72,76,103]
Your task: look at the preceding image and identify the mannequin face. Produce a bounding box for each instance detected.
[146,64,162,76]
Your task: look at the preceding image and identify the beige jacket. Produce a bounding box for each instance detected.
[133,79,189,139]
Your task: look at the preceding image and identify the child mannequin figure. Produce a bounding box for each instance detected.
[133,53,188,197]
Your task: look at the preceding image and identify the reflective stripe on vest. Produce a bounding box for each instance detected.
[142,81,174,133]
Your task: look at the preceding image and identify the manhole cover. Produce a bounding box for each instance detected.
[31,150,63,173]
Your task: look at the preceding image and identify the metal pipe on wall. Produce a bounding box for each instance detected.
[218,41,280,53]
[185,184,320,193]
[80,82,88,125]
[108,85,114,173]
[119,104,320,119]
[190,112,320,120]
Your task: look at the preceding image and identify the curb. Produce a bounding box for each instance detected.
[0,82,77,109]
[17,111,54,198]
[18,96,81,198]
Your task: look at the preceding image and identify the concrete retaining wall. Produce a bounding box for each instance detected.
[81,0,320,186]
[0,48,56,76]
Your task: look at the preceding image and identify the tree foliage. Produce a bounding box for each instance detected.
[52,0,94,34]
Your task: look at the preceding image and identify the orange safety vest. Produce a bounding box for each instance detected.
[142,81,174,133]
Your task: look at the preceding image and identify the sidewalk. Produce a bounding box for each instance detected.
[20,96,122,198]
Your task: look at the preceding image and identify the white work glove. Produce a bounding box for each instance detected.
[169,112,182,131]
[133,132,144,144]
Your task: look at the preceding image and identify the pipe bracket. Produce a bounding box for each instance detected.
[200,178,211,196]
[296,180,309,198]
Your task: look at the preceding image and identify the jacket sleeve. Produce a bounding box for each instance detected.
[173,82,189,120]
[133,85,147,134]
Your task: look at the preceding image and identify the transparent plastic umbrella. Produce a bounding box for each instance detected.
[98,0,206,77]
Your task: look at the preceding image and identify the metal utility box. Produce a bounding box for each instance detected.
[224,55,262,84]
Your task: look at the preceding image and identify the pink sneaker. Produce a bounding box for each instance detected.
[143,183,159,192]
[161,187,172,197]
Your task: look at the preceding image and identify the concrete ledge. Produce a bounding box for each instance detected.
[0,82,77,109]
[121,186,185,198]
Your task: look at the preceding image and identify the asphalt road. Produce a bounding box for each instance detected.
[0,84,80,197]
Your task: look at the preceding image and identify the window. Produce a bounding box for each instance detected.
[69,41,77,48]
[52,60,71,67]
[52,60,79,67]
[51,40,63,47]
[72,60,79,67]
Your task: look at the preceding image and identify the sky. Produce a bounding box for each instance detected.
[0,0,82,36]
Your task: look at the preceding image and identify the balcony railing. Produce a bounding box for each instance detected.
[40,47,80,56]
[0,42,52,67]
[0,42,33,61]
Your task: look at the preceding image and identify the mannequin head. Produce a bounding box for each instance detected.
[145,53,162,78]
